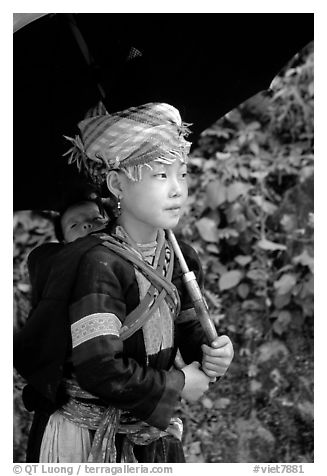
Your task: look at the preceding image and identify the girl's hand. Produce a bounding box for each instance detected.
[180,361,210,402]
[201,335,234,379]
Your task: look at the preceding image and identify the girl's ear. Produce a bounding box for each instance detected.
[106,171,124,198]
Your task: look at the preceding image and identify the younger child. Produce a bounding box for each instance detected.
[55,199,109,243]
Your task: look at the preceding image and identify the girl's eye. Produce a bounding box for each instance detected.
[154,173,167,179]
[71,223,77,229]
[178,171,188,180]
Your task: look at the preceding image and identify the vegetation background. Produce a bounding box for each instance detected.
[13,42,313,463]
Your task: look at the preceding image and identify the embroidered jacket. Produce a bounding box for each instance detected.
[69,228,207,430]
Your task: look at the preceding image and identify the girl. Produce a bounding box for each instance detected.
[18,103,234,463]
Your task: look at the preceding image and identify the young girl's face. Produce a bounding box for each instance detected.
[61,201,108,243]
[118,159,188,242]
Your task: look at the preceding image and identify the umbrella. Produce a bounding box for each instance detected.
[14,13,313,211]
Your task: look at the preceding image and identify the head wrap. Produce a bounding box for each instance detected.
[64,103,192,185]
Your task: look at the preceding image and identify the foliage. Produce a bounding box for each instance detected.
[174,42,313,463]
[13,211,57,461]
[13,43,313,462]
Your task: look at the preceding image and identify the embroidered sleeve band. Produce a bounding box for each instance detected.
[71,313,122,348]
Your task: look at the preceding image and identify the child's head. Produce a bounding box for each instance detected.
[106,158,188,240]
[56,200,109,243]
[65,103,192,241]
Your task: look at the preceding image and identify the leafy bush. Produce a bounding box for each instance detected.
[175,42,313,463]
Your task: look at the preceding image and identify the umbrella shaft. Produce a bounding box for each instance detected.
[167,230,218,344]
[182,271,218,344]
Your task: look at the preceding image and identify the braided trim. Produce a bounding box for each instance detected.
[71,312,122,348]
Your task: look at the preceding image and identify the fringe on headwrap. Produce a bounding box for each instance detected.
[63,134,120,187]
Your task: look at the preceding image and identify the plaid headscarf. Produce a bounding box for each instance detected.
[64,103,192,185]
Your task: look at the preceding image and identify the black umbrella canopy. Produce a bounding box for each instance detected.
[14,13,313,211]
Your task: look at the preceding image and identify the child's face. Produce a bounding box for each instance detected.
[119,159,188,242]
[61,201,108,243]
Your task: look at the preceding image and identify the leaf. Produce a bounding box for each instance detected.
[226,182,251,202]
[204,289,222,309]
[188,156,204,168]
[210,312,225,325]
[300,299,314,317]
[211,261,227,275]
[274,293,291,309]
[214,397,231,409]
[251,171,268,181]
[205,208,221,225]
[15,232,30,245]
[17,283,31,293]
[256,425,276,444]
[206,180,227,208]
[270,368,284,386]
[250,380,262,393]
[217,228,239,240]
[273,310,292,335]
[242,300,264,311]
[276,264,294,275]
[248,121,261,131]
[257,340,289,363]
[201,397,214,409]
[250,158,262,169]
[304,275,314,295]
[300,165,314,181]
[235,414,275,448]
[225,109,242,123]
[281,214,297,232]
[219,270,243,291]
[249,142,260,156]
[234,255,252,266]
[13,243,20,258]
[293,249,314,273]
[248,363,258,377]
[239,166,249,179]
[235,214,247,232]
[195,217,217,242]
[274,274,297,295]
[257,239,287,251]
[297,401,314,421]
[237,283,250,299]
[246,268,268,281]
[251,195,278,215]
[216,152,231,161]
[203,158,217,171]
[308,81,314,96]
[206,243,220,255]
[227,202,243,221]
[186,441,205,463]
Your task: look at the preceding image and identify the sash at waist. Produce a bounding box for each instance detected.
[56,378,182,462]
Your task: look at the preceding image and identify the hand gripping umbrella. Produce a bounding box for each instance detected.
[14,13,313,211]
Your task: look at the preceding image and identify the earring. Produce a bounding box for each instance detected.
[114,196,121,218]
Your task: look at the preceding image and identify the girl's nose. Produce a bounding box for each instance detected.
[169,178,182,197]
